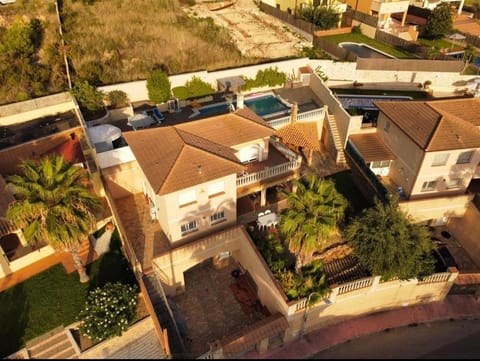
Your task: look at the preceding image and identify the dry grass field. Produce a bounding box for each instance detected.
[61,0,257,84]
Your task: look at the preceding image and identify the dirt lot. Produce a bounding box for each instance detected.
[184,0,310,59]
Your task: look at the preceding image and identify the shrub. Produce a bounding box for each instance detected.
[172,86,189,101]
[77,282,139,342]
[146,69,171,104]
[351,25,362,34]
[241,66,286,92]
[106,90,129,109]
[70,80,105,113]
[184,76,215,99]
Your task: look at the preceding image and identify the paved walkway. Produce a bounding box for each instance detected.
[240,294,480,359]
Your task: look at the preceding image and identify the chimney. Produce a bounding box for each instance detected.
[197,165,202,175]
[290,102,298,124]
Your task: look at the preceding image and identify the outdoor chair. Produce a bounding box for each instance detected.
[264,209,272,214]
[152,108,165,123]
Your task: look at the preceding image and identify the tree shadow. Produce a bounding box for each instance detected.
[0,284,29,358]
[86,229,137,292]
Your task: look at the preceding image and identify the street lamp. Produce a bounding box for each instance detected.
[299,291,327,339]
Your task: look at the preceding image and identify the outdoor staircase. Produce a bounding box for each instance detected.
[143,273,187,359]
[326,113,347,166]
[25,326,78,359]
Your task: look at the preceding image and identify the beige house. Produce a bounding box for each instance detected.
[347,97,480,225]
[121,108,293,245]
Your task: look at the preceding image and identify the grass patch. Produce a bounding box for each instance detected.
[416,37,459,50]
[324,33,415,59]
[0,230,136,358]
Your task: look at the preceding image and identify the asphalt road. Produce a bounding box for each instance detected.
[310,319,480,359]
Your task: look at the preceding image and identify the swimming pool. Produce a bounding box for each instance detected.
[339,42,395,59]
[336,94,413,110]
[195,94,290,118]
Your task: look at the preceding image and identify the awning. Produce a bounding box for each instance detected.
[87,124,122,144]
[348,133,396,162]
[217,76,246,90]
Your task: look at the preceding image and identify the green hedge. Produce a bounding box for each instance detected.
[172,76,215,101]
[241,66,286,92]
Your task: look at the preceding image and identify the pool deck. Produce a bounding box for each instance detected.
[113,86,324,132]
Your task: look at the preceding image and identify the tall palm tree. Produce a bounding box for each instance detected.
[6,154,101,283]
[279,174,347,273]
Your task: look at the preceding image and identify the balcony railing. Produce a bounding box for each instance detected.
[266,108,325,130]
[236,159,301,187]
[346,140,390,202]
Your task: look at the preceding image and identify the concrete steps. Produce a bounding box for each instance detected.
[326,113,347,166]
[26,326,78,359]
[143,273,186,358]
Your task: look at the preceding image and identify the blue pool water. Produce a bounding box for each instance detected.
[339,42,394,59]
[198,94,290,118]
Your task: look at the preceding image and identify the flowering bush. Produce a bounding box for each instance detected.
[77,282,139,341]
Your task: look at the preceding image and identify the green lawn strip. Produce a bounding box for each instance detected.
[416,37,460,50]
[0,229,136,358]
[324,33,414,58]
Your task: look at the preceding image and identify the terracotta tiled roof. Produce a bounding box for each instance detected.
[375,101,440,149]
[175,107,276,146]
[221,313,289,357]
[277,122,320,150]
[123,127,245,195]
[375,99,480,151]
[428,98,480,127]
[348,132,396,162]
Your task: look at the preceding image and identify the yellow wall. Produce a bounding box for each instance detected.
[157,174,238,244]
[376,112,424,197]
[412,149,480,197]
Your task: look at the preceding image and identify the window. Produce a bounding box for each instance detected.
[179,189,196,207]
[456,151,474,164]
[208,181,225,197]
[210,211,226,224]
[431,153,449,166]
[446,178,462,189]
[180,220,197,234]
[421,180,437,192]
[371,160,390,168]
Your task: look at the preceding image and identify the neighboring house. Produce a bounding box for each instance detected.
[343,0,410,26]
[410,0,465,14]
[0,92,112,289]
[346,97,480,225]
[116,107,302,246]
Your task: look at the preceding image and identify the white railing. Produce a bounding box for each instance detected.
[337,277,375,295]
[236,159,301,187]
[417,272,451,284]
[266,108,325,130]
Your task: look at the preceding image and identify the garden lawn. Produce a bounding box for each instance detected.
[324,33,414,58]
[0,229,136,358]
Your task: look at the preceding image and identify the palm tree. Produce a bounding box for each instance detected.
[6,154,101,283]
[279,174,347,273]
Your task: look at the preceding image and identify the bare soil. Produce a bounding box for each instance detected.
[184,0,309,59]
